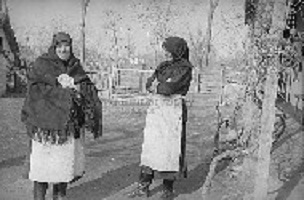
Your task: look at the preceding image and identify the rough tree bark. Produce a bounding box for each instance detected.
[253,69,277,200]
[253,0,286,199]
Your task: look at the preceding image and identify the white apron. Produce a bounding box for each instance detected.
[29,136,85,183]
[140,94,183,172]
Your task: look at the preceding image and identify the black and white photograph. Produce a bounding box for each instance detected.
[0,0,303,199]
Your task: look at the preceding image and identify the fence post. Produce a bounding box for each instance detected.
[117,67,121,87]
[108,64,114,98]
[139,64,146,93]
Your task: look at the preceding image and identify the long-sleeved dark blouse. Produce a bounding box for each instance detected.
[146,59,193,96]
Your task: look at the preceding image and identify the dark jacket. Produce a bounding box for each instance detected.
[146,36,193,96]
[155,59,192,96]
[21,33,102,138]
[146,59,192,96]
[21,51,86,130]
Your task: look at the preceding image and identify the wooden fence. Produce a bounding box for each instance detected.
[86,66,154,99]
[87,66,250,107]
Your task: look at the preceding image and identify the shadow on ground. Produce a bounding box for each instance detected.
[67,163,140,200]
[0,155,26,169]
[275,161,304,200]
[146,161,212,198]
[67,158,230,200]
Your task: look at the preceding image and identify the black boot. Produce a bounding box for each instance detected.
[128,166,153,198]
[128,181,151,198]
[160,179,174,199]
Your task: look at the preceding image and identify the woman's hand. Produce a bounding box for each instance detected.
[57,74,77,89]
[148,80,159,93]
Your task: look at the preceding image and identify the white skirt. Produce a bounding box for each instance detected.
[29,137,85,183]
[140,94,183,172]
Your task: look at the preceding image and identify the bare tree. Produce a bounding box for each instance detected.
[252,0,286,199]
[204,0,220,68]
[123,26,137,60]
[103,9,124,88]
[188,27,205,70]
[103,10,123,63]
[131,0,177,65]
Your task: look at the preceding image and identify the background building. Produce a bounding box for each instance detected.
[0,0,20,96]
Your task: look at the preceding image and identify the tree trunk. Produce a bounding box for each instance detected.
[253,69,277,200]
[81,0,87,68]
[198,0,219,92]
[253,0,286,199]
[204,0,219,69]
[114,29,120,87]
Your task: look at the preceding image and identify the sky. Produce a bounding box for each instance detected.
[6,0,247,59]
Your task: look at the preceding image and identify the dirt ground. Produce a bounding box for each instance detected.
[0,95,303,200]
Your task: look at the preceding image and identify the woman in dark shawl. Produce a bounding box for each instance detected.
[21,32,100,200]
[129,36,193,199]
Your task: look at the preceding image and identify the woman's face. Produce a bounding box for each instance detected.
[162,47,172,60]
[55,43,71,61]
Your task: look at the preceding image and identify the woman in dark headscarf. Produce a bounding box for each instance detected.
[129,36,193,199]
[21,32,99,200]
